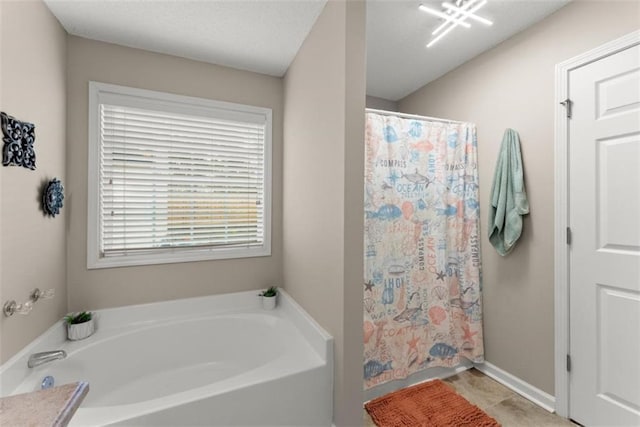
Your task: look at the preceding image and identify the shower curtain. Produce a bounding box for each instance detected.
[364,111,484,389]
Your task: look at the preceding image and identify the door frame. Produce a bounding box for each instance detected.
[553,29,640,418]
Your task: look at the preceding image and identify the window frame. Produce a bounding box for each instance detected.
[87,81,272,269]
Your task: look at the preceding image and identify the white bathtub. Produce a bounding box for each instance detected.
[0,290,333,426]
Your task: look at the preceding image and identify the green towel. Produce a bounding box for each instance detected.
[488,129,529,256]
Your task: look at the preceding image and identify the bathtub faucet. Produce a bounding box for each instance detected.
[28,350,67,368]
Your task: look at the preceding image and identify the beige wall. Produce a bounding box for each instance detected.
[342,1,366,423]
[0,0,67,363]
[66,36,283,311]
[399,0,640,394]
[366,95,398,112]
[283,1,365,425]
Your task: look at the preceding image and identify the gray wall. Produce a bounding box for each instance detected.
[66,36,284,311]
[398,0,640,394]
[0,0,67,364]
[366,95,398,112]
[283,1,365,425]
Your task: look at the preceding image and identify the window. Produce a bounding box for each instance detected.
[87,82,271,269]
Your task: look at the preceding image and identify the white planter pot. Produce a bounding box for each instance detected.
[67,318,95,341]
[262,295,277,310]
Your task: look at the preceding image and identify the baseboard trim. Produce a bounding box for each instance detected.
[474,361,555,413]
[364,359,473,403]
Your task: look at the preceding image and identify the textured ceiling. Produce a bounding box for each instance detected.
[44,0,570,101]
[44,0,327,77]
[366,0,571,100]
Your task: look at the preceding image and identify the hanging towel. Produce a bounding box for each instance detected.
[488,129,529,256]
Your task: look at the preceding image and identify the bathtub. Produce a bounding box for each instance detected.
[0,290,333,426]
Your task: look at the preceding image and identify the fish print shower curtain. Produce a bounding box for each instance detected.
[364,112,484,389]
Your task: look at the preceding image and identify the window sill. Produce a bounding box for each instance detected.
[87,246,271,269]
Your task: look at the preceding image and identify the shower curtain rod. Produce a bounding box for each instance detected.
[366,108,463,124]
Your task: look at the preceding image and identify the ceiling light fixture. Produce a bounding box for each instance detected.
[432,0,478,35]
[423,0,492,48]
[426,19,459,48]
[418,4,471,28]
[442,1,493,26]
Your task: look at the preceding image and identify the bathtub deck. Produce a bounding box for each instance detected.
[0,381,89,427]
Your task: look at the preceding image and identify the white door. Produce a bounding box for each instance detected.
[569,43,640,426]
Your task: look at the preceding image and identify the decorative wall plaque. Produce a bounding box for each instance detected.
[1,112,36,170]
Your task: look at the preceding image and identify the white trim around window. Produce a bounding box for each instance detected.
[87,82,272,269]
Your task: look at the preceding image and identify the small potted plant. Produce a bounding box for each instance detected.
[259,286,278,310]
[64,311,95,341]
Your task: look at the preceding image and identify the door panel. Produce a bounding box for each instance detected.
[597,285,640,413]
[569,43,640,427]
[597,134,640,251]
[596,67,640,119]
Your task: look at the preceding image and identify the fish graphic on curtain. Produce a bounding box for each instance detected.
[364,112,484,389]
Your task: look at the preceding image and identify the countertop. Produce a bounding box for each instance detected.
[0,381,89,427]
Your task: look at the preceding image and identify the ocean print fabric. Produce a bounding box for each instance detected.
[364,112,484,389]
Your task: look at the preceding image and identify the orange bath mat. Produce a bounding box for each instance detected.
[365,379,500,427]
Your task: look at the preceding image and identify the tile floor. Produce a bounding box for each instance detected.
[364,368,577,426]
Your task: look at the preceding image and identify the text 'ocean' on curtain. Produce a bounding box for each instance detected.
[364,112,484,389]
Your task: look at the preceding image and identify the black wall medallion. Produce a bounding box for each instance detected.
[1,112,36,170]
[43,178,64,217]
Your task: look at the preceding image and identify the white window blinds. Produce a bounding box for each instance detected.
[88,82,271,268]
